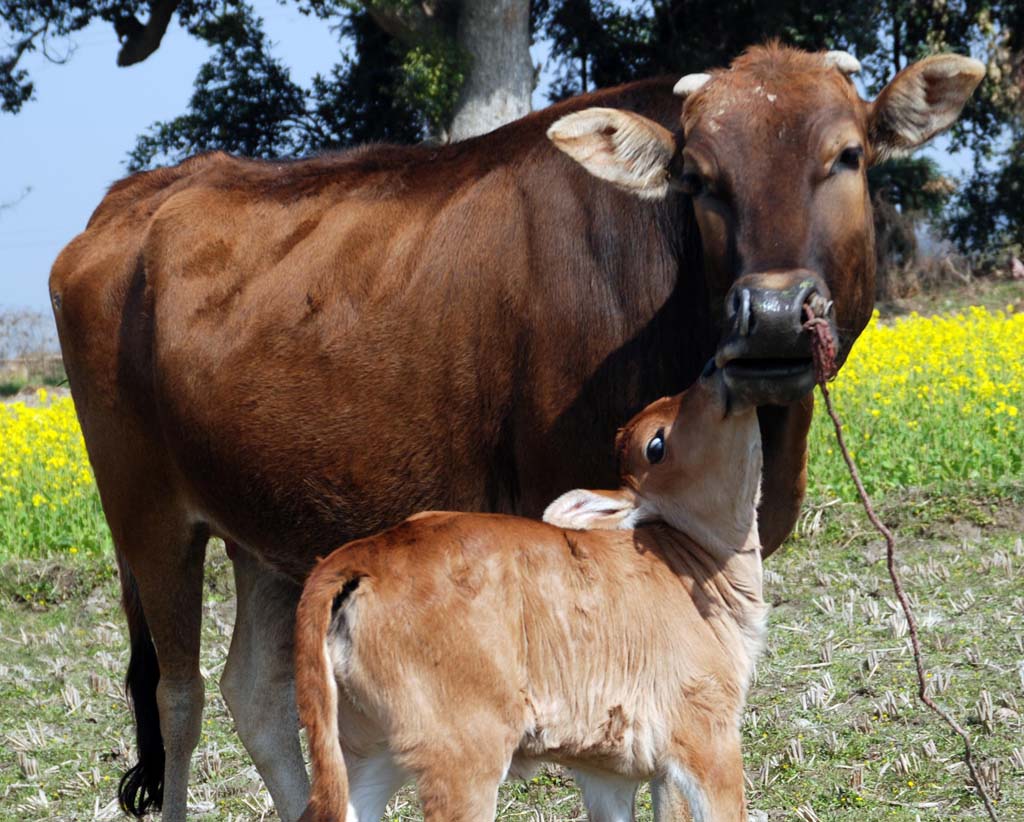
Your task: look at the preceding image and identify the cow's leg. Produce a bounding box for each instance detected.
[651,777,694,822]
[220,546,309,822]
[574,769,638,822]
[756,395,814,558]
[346,750,409,821]
[120,518,208,822]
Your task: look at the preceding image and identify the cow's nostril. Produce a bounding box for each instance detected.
[738,288,752,337]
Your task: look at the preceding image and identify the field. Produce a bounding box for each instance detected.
[1,299,1023,820]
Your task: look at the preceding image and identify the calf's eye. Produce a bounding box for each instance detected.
[645,429,666,464]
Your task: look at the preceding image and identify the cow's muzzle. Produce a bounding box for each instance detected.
[715,270,833,406]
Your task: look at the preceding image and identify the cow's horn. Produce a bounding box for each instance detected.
[823,50,861,75]
[673,73,711,98]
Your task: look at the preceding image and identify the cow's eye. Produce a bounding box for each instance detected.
[645,429,666,464]
[679,171,705,196]
[831,145,864,175]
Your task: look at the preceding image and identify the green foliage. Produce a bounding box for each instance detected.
[396,38,466,135]
[534,0,879,98]
[947,140,1024,255]
[128,5,307,169]
[306,10,425,149]
[127,4,428,167]
[869,157,954,218]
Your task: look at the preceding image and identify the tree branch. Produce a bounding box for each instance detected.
[363,1,456,47]
[0,26,46,74]
[115,0,181,67]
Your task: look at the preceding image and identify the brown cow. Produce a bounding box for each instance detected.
[295,367,765,822]
[49,45,982,821]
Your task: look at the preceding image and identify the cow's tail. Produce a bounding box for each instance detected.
[115,552,165,816]
[296,558,365,822]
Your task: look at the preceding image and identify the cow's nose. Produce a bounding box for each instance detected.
[726,270,824,342]
[715,269,831,406]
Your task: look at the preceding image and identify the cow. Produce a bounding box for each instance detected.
[48,44,983,821]
[294,366,766,822]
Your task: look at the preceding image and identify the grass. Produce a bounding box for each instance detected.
[0,492,1021,820]
[0,371,66,399]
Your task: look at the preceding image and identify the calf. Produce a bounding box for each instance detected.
[295,367,766,822]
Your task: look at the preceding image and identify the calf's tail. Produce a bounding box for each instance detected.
[115,552,165,816]
[296,558,365,822]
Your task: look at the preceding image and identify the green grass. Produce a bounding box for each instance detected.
[0,369,67,398]
[0,491,1021,820]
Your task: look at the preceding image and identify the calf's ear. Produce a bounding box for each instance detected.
[870,54,985,163]
[543,488,639,530]
[547,107,676,199]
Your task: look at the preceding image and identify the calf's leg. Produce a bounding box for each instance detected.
[346,750,409,821]
[413,741,508,822]
[220,546,310,822]
[667,732,747,822]
[574,769,638,822]
[417,771,501,822]
[651,777,693,822]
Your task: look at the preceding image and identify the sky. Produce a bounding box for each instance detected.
[0,6,969,313]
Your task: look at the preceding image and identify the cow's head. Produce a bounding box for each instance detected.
[548,45,984,405]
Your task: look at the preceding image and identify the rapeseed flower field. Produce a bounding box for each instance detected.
[808,305,1024,500]
[1,305,1021,559]
[0,389,109,558]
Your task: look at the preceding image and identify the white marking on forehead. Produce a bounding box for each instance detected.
[750,85,779,105]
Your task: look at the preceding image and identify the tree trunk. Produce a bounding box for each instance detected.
[448,0,532,141]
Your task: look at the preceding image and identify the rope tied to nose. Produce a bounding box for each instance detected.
[802,302,837,384]
[802,300,999,821]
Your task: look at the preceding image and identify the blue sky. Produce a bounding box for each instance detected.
[0,6,969,312]
[0,5,346,311]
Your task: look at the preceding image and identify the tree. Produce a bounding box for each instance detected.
[1,0,533,146]
[346,0,533,141]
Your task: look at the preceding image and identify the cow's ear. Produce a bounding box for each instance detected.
[543,488,639,530]
[547,107,676,200]
[869,54,985,164]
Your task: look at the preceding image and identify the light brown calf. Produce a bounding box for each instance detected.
[295,368,766,822]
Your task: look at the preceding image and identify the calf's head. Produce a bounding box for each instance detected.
[544,366,761,551]
[548,45,984,405]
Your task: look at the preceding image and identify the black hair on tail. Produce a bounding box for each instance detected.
[116,554,165,816]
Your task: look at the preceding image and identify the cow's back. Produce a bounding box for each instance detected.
[50,79,706,580]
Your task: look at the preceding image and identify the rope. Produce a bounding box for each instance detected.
[804,305,999,821]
